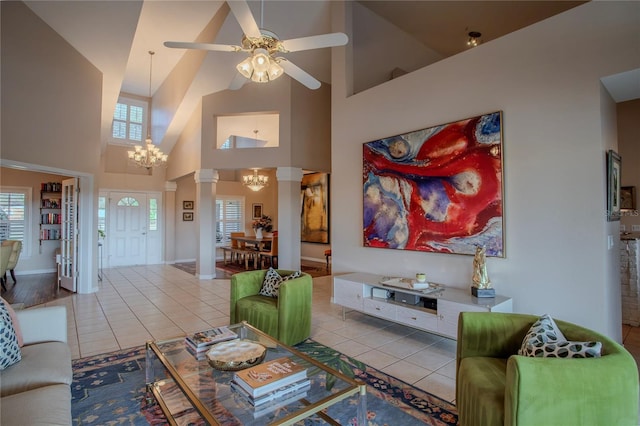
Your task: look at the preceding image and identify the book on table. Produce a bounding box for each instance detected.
[250,387,310,419]
[232,356,307,399]
[184,326,238,353]
[230,377,311,407]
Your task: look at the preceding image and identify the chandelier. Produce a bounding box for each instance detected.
[128,51,168,169]
[243,169,269,191]
[467,31,482,47]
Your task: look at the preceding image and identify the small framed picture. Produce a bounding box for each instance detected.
[183,212,194,221]
[183,200,194,210]
[252,203,263,219]
[621,186,636,210]
[607,150,622,221]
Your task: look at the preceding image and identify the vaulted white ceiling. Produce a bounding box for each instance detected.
[26,0,635,159]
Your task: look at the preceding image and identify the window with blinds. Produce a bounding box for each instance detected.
[216,197,244,243]
[111,95,148,145]
[0,188,30,253]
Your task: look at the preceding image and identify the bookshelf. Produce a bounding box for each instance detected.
[40,181,62,247]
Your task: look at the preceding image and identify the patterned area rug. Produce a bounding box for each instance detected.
[71,340,457,425]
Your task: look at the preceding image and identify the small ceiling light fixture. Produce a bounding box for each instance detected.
[243,168,269,192]
[467,31,482,47]
[128,51,168,170]
[236,43,284,83]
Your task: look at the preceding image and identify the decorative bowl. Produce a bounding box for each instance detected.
[206,339,267,371]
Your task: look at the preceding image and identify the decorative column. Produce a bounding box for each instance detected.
[164,181,177,265]
[276,167,303,271]
[194,169,218,279]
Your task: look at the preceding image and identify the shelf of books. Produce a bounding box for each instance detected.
[39,181,62,252]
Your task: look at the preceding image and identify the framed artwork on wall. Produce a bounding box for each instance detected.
[301,172,330,244]
[183,212,193,221]
[607,150,621,221]
[183,200,194,210]
[363,111,505,257]
[621,186,636,211]
[252,203,263,219]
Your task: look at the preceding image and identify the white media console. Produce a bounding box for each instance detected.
[333,272,513,340]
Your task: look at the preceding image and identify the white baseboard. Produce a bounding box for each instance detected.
[12,268,57,276]
[301,256,327,264]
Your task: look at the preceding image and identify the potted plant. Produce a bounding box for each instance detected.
[252,215,273,239]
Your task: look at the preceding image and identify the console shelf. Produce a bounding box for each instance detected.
[333,272,513,339]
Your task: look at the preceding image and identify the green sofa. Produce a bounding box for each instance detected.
[230,269,312,346]
[456,312,639,426]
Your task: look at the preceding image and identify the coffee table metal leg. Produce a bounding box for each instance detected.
[357,383,367,425]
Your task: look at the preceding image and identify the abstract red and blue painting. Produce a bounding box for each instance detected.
[363,111,504,257]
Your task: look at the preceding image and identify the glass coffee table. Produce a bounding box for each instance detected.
[146,321,367,425]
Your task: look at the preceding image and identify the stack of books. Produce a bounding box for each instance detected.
[184,327,238,358]
[231,356,310,415]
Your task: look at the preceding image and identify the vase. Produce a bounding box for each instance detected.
[255,228,263,239]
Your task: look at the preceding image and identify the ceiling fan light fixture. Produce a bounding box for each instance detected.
[268,59,283,80]
[251,70,269,83]
[251,48,270,73]
[237,57,253,78]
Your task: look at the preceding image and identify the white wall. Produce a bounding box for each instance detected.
[331,1,640,339]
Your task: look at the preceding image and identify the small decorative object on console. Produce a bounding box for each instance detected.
[471,246,495,297]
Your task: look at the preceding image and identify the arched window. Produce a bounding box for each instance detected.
[117,197,139,207]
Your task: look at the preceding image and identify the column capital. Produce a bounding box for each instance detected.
[194,169,219,184]
[164,181,178,192]
[276,167,303,182]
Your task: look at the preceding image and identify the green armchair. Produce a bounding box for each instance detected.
[456,312,639,426]
[230,269,312,346]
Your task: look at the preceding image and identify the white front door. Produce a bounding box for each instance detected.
[109,192,147,267]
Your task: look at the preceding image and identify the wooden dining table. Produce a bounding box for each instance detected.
[230,236,272,269]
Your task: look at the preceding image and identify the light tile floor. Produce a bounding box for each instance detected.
[41,264,640,407]
[42,264,460,403]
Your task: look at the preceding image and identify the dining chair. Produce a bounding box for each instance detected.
[0,244,12,292]
[2,240,22,284]
[259,235,278,269]
[228,232,246,265]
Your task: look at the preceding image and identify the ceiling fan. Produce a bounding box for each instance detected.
[164,0,348,90]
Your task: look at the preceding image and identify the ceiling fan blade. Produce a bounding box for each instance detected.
[229,73,248,90]
[227,0,261,39]
[164,41,239,52]
[281,33,348,52]
[279,59,321,90]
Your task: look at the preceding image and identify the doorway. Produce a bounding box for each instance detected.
[105,191,162,267]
